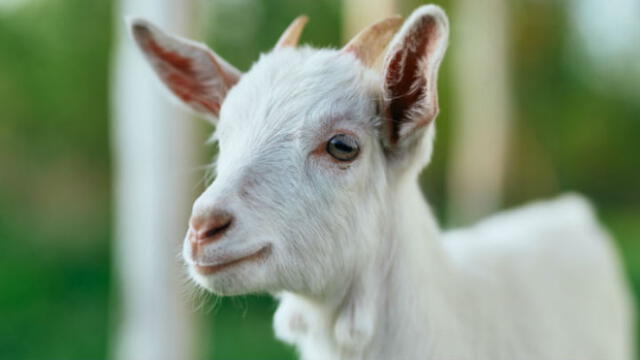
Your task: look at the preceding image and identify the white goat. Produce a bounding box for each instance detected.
[130,5,634,360]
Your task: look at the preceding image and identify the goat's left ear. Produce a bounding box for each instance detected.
[381,5,449,148]
[129,18,241,120]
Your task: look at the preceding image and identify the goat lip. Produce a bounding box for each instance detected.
[193,245,271,275]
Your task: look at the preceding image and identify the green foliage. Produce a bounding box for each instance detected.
[205,296,297,359]
[203,0,342,70]
[0,0,112,358]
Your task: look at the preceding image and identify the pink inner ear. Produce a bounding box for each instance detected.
[385,16,438,144]
[143,34,221,114]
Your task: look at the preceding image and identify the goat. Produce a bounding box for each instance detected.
[129,5,634,359]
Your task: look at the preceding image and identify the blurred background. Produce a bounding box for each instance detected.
[0,0,638,359]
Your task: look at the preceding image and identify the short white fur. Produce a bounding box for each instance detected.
[130,5,634,360]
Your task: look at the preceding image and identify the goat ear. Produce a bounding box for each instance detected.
[381,5,448,148]
[129,18,241,119]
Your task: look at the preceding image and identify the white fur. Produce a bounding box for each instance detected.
[132,5,634,360]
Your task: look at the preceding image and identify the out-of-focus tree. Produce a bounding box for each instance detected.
[110,1,201,360]
[446,0,514,225]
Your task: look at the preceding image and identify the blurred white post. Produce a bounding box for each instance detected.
[342,0,396,42]
[447,0,513,224]
[110,1,199,360]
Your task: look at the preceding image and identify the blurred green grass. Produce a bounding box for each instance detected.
[604,210,640,300]
[207,296,296,359]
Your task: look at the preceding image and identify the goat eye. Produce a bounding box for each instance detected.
[326,134,359,161]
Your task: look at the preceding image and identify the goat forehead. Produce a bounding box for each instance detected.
[218,47,379,140]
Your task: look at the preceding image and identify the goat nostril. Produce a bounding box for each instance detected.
[203,219,232,239]
[192,212,234,244]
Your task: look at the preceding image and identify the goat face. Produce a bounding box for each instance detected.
[130,6,448,295]
[186,49,388,295]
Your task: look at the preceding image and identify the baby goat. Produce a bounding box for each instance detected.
[130,5,633,360]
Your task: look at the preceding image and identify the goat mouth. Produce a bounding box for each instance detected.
[193,245,271,275]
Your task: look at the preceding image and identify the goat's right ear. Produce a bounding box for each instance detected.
[380,5,448,149]
[128,18,241,120]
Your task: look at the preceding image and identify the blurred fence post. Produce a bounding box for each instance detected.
[342,0,396,42]
[110,0,200,359]
[447,0,513,224]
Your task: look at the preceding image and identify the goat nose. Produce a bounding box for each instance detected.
[190,210,234,244]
